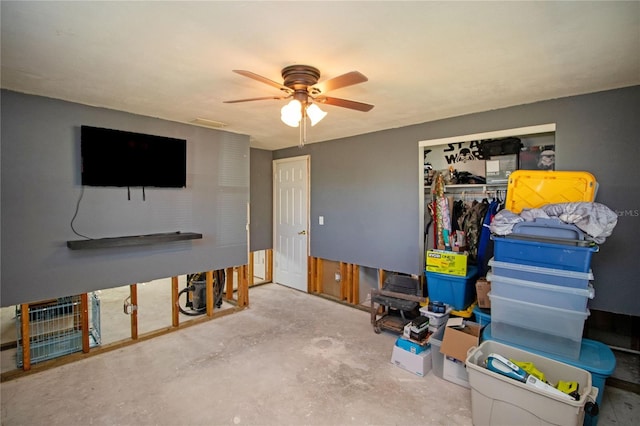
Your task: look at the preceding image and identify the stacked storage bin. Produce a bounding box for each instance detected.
[488,170,600,360]
[483,171,615,426]
[487,240,596,360]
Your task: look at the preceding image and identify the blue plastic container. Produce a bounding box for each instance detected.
[483,324,616,426]
[489,258,594,289]
[492,236,598,273]
[426,265,478,311]
[473,305,491,328]
[395,336,428,354]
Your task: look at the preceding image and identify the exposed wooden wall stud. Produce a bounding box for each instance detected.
[130,284,138,340]
[206,270,214,316]
[171,276,179,327]
[248,252,255,287]
[20,303,30,371]
[81,293,90,353]
[266,249,273,282]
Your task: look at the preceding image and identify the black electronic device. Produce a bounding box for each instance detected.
[412,315,430,329]
[410,328,429,341]
[80,125,187,188]
[428,301,446,314]
[480,137,522,158]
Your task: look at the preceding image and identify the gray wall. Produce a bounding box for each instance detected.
[1,90,250,307]
[249,148,273,251]
[274,86,640,316]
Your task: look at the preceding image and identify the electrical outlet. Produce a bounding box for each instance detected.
[319,216,324,225]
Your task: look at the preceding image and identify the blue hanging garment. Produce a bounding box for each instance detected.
[477,199,500,277]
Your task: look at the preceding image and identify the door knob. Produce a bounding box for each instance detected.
[298,230,307,235]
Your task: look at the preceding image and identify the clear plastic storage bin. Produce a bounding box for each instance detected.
[428,325,446,379]
[489,293,590,359]
[487,272,594,311]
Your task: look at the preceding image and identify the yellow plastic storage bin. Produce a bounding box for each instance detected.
[505,170,597,213]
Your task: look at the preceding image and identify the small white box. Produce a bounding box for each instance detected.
[443,355,470,388]
[391,345,432,377]
[403,322,411,339]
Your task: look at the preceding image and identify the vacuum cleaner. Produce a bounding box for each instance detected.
[178,270,225,316]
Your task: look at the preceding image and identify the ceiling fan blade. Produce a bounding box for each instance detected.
[232,70,291,92]
[223,96,288,104]
[315,96,374,112]
[312,71,368,94]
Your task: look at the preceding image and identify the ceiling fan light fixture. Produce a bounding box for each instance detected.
[281,99,302,127]
[306,103,327,126]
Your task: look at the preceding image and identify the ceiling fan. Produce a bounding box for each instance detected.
[224,65,374,146]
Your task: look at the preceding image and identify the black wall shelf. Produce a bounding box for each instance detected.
[67,232,202,250]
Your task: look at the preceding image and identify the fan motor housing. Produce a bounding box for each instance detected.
[281,65,320,91]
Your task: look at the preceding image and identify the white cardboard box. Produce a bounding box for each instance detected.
[443,355,470,388]
[391,345,432,377]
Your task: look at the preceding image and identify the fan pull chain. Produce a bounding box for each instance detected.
[299,109,308,148]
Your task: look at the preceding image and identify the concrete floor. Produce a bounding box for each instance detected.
[1,283,638,425]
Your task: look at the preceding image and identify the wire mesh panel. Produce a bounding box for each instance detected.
[90,292,101,346]
[16,293,101,367]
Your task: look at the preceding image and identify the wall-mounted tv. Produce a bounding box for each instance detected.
[81,125,187,188]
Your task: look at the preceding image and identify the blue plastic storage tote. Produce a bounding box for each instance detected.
[473,305,491,328]
[426,265,477,311]
[492,236,598,273]
[483,324,616,426]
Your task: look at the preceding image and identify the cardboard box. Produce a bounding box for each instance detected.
[485,154,518,184]
[426,250,468,276]
[439,320,481,362]
[443,355,470,388]
[391,345,432,377]
[476,277,491,308]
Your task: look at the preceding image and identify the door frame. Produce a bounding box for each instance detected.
[417,123,556,270]
[272,155,311,290]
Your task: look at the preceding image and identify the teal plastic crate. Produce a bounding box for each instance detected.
[426,265,478,310]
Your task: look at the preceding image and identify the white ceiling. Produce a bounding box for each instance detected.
[2,1,639,150]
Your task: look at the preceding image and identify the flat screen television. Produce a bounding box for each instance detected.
[81,125,187,188]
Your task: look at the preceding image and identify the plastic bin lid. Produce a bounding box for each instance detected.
[483,324,616,376]
[419,305,452,317]
[506,170,597,213]
[425,265,478,279]
[488,258,595,280]
[513,218,584,240]
[486,272,595,299]
[490,235,599,253]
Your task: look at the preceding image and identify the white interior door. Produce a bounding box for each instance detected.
[273,156,309,292]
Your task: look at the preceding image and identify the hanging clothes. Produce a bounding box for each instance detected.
[432,172,451,249]
[451,199,466,233]
[477,199,500,277]
[461,199,490,262]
